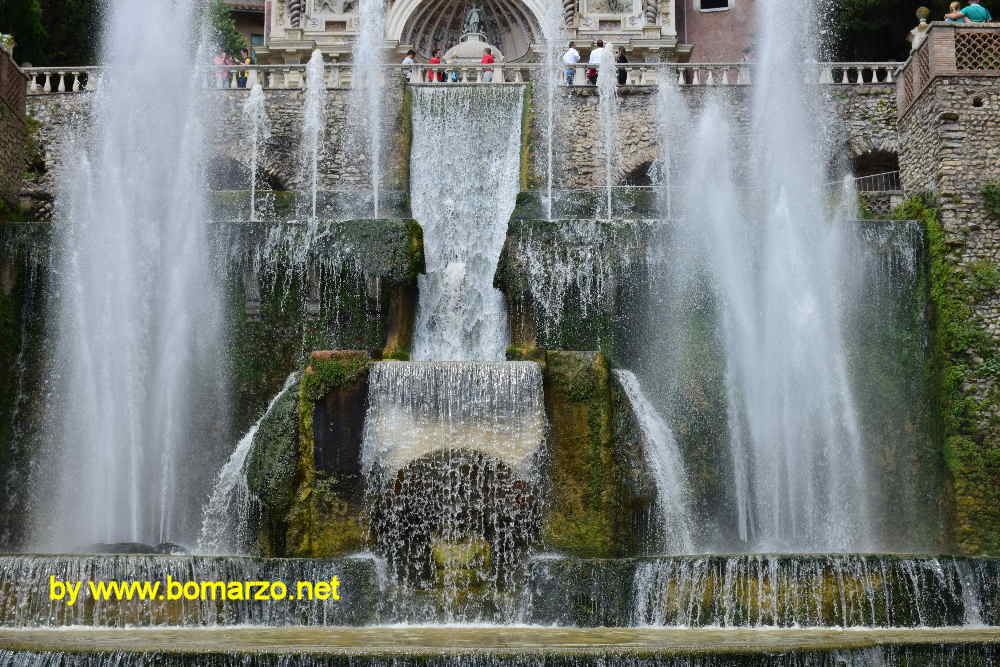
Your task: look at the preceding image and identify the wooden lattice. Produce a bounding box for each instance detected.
[917,44,930,88]
[956,32,1000,71]
[902,67,914,109]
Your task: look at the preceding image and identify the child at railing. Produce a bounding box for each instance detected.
[946,0,993,23]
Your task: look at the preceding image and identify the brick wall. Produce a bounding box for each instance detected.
[0,49,27,207]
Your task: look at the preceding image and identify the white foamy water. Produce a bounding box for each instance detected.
[35,0,225,548]
[349,0,386,217]
[243,83,270,221]
[300,49,327,222]
[409,86,523,360]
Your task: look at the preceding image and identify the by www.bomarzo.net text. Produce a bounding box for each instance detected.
[48,575,342,607]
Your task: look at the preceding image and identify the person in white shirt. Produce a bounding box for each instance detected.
[401,49,416,82]
[587,40,605,85]
[562,42,580,85]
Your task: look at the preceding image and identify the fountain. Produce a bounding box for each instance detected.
[29,0,225,549]
[1,0,1000,662]
[300,49,327,223]
[242,83,270,222]
[349,0,386,218]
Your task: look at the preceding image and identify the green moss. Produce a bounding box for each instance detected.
[395,85,413,192]
[541,351,628,558]
[894,195,1000,554]
[286,352,369,557]
[982,182,1000,219]
[301,353,369,402]
[520,83,534,192]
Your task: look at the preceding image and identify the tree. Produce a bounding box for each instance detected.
[0,0,47,65]
[829,0,996,62]
[207,0,247,57]
[38,0,100,66]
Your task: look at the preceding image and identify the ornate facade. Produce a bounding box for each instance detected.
[253,0,683,64]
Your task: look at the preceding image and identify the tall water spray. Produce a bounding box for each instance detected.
[597,44,617,219]
[660,2,871,551]
[349,0,386,217]
[540,0,563,220]
[36,0,225,548]
[300,50,327,222]
[243,83,270,221]
[410,86,523,360]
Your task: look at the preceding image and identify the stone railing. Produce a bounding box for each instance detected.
[898,22,1000,118]
[20,61,902,94]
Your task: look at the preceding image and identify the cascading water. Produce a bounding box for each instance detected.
[361,361,546,622]
[243,83,270,222]
[300,49,327,222]
[349,0,386,218]
[197,374,298,555]
[614,370,693,554]
[655,4,870,552]
[409,86,523,360]
[32,0,225,549]
[597,43,617,220]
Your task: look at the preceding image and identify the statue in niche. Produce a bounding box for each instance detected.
[588,0,629,14]
[463,5,484,35]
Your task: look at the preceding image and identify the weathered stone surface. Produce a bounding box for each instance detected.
[0,50,27,210]
[897,75,1000,556]
[541,351,636,558]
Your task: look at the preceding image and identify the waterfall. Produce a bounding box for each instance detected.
[196,374,299,555]
[653,3,870,552]
[33,0,225,548]
[361,361,546,622]
[614,370,693,554]
[524,555,1000,628]
[243,83,270,222]
[597,43,617,220]
[300,50,327,222]
[409,86,523,361]
[349,0,386,218]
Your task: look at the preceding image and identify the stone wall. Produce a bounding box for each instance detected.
[898,75,1000,556]
[23,81,899,213]
[0,50,27,209]
[528,84,899,190]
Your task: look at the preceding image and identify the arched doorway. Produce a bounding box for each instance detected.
[389,0,543,60]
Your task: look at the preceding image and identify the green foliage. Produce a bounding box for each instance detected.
[0,0,46,64]
[894,195,1000,554]
[982,182,1000,219]
[37,0,100,66]
[830,0,958,61]
[206,0,247,57]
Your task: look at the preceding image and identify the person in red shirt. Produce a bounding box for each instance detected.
[427,49,445,82]
[480,47,495,83]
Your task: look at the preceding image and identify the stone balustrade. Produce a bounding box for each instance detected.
[20,61,902,94]
[898,22,1000,118]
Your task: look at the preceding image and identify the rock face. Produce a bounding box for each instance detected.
[0,49,27,210]
[898,72,1000,556]
[538,350,652,557]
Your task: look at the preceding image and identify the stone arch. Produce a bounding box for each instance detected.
[850,149,899,178]
[617,147,658,186]
[387,0,544,60]
[206,153,290,191]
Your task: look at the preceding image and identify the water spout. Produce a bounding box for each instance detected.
[242,83,269,222]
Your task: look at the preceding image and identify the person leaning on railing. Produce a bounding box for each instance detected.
[946,0,993,22]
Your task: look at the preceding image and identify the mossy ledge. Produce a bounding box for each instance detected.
[894,195,1000,555]
[286,351,370,557]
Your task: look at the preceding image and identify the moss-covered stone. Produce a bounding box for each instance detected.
[541,350,631,557]
[894,196,1000,555]
[286,351,370,557]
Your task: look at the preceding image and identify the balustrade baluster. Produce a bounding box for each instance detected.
[886,67,894,83]
[677,67,685,85]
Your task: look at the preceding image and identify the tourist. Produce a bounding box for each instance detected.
[236,48,251,89]
[213,49,229,88]
[481,47,495,83]
[587,39,605,85]
[563,41,580,85]
[427,49,445,82]
[401,49,416,82]
[945,2,968,23]
[616,48,628,86]
[946,0,993,22]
